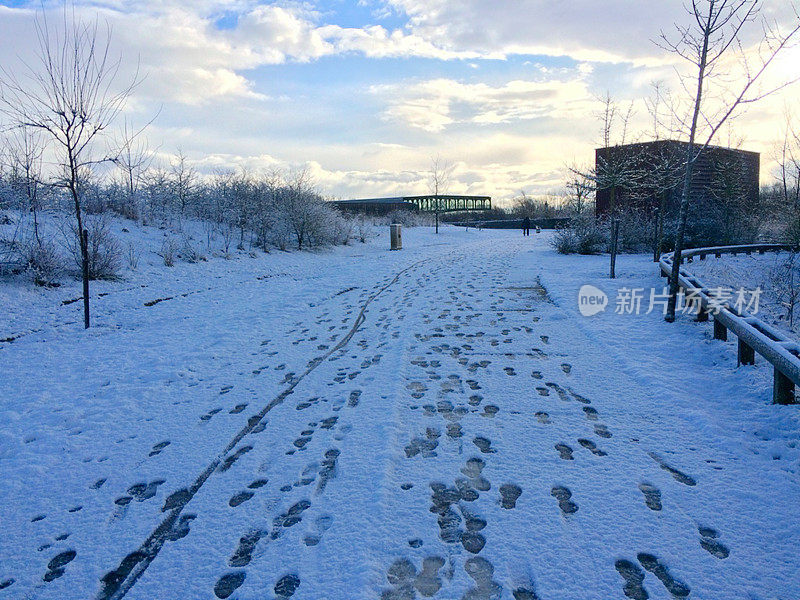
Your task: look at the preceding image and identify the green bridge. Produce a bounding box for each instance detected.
[332,195,492,215]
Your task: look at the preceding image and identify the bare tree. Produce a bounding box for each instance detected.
[640,84,687,261]
[0,8,140,327]
[170,149,196,217]
[593,93,639,217]
[706,152,763,243]
[428,154,454,234]
[114,118,154,220]
[564,165,595,216]
[571,94,638,278]
[776,110,800,209]
[5,127,46,245]
[659,0,800,322]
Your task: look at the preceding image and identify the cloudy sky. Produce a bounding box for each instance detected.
[1,0,798,204]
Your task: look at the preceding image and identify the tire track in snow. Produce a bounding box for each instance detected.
[96,257,431,600]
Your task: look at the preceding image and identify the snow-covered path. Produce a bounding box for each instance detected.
[1,229,798,599]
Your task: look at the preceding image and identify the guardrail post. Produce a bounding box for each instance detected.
[773,368,797,405]
[713,318,727,341]
[696,304,709,322]
[738,338,755,366]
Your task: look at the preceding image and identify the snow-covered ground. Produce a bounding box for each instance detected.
[1,226,798,600]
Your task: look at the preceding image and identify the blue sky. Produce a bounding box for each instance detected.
[0,0,797,202]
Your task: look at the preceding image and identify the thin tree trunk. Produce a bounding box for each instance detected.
[69,153,90,328]
[653,192,666,262]
[608,187,617,276]
[610,218,620,278]
[665,6,711,322]
[30,186,40,246]
[666,151,698,321]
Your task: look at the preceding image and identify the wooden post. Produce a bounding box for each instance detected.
[713,318,727,341]
[738,338,755,366]
[696,304,708,322]
[652,207,660,263]
[610,218,620,279]
[773,368,797,405]
[82,228,90,329]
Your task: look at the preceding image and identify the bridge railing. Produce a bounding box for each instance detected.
[659,243,799,404]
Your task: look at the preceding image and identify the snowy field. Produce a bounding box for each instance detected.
[1,226,799,600]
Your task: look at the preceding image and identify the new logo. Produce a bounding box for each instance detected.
[578,284,608,317]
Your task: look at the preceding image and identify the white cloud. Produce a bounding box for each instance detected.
[374,74,596,132]
[383,0,798,65]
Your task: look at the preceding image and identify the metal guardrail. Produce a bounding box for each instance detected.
[659,243,800,405]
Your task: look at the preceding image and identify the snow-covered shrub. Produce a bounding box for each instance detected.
[159,237,177,267]
[305,203,352,248]
[768,252,800,331]
[552,214,607,254]
[109,189,140,222]
[355,217,376,243]
[615,211,653,253]
[81,218,122,280]
[63,216,122,279]
[272,180,347,250]
[328,213,354,246]
[126,242,139,270]
[781,210,800,246]
[180,233,205,263]
[22,237,63,285]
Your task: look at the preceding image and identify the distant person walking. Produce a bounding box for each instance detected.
[522,216,531,236]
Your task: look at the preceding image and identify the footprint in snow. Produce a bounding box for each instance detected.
[637,553,690,598]
[551,486,578,515]
[638,483,662,511]
[578,438,607,456]
[499,484,522,509]
[615,559,648,600]
[472,436,496,454]
[274,573,301,598]
[43,550,76,582]
[594,424,612,438]
[698,526,730,559]
[148,441,170,457]
[214,571,245,599]
[647,452,696,486]
[555,443,574,460]
[200,408,222,422]
[304,514,333,547]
